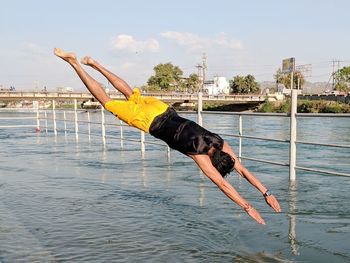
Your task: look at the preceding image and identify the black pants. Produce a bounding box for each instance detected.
[149,108,223,155]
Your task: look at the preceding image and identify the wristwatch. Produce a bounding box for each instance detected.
[263,190,272,197]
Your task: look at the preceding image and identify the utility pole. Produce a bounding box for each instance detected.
[202,53,207,92]
[332,59,341,90]
[196,53,207,92]
[196,53,207,126]
[332,60,335,90]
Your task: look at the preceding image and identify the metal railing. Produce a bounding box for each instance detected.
[0,116,38,129]
[1,91,349,180]
[203,110,350,178]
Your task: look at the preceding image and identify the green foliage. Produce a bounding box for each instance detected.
[298,100,315,113]
[278,100,290,113]
[185,73,200,93]
[259,100,274,112]
[147,63,183,91]
[259,99,350,113]
[320,103,343,113]
[274,68,305,89]
[334,66,350,92]
[230,74,260,94]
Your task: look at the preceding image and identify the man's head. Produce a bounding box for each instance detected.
[209,149,235,177]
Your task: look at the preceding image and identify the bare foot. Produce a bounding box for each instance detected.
[54,48,77,64]
[80,56,95,66]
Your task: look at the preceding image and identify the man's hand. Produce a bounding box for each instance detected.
[265,194,282,212]
[244,205,266,225]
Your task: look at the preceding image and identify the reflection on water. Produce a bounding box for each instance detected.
[0,111,349,262]
[288,181,299,256]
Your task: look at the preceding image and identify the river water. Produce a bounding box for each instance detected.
[0,110,349,262]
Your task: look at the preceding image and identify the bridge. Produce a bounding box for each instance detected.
[0,91,266,105]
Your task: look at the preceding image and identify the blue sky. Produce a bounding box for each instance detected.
[0,0,349,90]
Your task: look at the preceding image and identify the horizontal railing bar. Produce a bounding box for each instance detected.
[204,111,350,118]
[51,109,93,112]
[144,141,168,147]
[103,133,167,146]
[38,117,127,128]
[296,140,350,149]
[203,111,289,117]
[221,133,289,143]
[296,113,350,118]
[241,156,289,167]
[295,166,350,177]
[50,129,168,148]
[0,125,37,128]
[0,117,36,120]
[104,122,128,127]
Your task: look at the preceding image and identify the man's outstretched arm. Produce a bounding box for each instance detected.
[222,142,282,213]
[190,154,266,225]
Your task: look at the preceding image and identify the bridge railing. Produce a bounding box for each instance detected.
[0,91,265,102]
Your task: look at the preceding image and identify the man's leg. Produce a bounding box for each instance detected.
[54,48,111,106]
[81,56,133,99]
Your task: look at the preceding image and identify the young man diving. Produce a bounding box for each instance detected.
[54,48,281,225]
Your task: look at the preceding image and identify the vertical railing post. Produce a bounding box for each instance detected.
[44,111,48,133]
[101,106,106,146]
[63,111,67,135]
[35,101,40,131]
[238,114,243,162]
[120,120,124,149]
[167,146,171,162]
[52,100,57,136]
[289,89,297,181]
[141,131,145,154]
[74,99,79,141]
[197,91,203,126]
[87,111,91,141]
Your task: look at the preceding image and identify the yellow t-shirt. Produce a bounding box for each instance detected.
[104,88,169,133]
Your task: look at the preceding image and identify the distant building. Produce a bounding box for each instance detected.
[277,84,302,95]
[57,87,74,93]
[203,76,230,95]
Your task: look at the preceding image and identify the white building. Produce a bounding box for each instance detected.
[277,84,302,95]
[57,86,74,93]
[203,76,230,95]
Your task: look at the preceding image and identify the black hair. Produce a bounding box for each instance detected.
[209,149,235,177]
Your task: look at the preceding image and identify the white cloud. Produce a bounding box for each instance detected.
[112,34,159,53]
[160,31,243,52]
[120,62,137,70]
[21,42,46,55]
[160,31,205,51]
[214,32,243,49]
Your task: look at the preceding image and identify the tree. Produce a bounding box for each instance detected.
[334,66,350,92]
[185,73,200,93]
[274,68,305,89]
[147,63,183,91]
[230,74,260,94]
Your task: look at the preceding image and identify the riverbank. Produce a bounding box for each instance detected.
[257,99,350,113]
